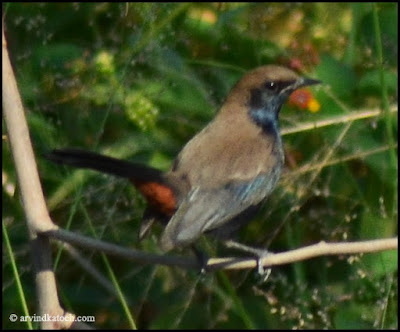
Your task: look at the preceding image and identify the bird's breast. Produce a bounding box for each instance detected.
[172,112,284,190]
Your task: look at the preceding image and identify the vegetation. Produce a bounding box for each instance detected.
[3,3,397,329]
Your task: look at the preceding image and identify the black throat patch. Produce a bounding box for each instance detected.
[248,88,281,135]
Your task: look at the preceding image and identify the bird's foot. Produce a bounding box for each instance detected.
[191,246,209,275]
[223,240,272,283]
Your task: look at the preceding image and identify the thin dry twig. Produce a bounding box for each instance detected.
[208,237,398,271]
[60,242,117,296]
[44,228,397,272]
[281,106,397,136]
[286,143,398,177]
[46,228,199,269]
[2,26,90,329]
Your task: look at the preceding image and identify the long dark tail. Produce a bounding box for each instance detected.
[45,149,165,183]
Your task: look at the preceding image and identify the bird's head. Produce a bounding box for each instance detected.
[224,65,321,132]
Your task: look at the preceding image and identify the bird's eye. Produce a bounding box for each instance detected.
[264,81,278,91]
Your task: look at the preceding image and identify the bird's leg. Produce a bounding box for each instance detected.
[191,245,209,275]
[223,240,272,282]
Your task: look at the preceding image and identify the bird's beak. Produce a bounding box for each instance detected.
[281,77,321,96]
[296,77,322,89]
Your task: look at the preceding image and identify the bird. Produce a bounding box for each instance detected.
[46,65,321,253]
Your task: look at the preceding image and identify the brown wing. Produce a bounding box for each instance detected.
[161,110,284,251]
[172,108,283,189]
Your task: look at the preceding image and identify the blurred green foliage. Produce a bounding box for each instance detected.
[3,2,397,329]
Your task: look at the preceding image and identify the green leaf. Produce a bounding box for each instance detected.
[334,304,373,329]
[358,69,398,95]
[316,55,357,100]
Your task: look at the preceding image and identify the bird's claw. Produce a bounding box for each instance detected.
[257,254,272,283]
[191,246,209,275]
[223,240,273,282]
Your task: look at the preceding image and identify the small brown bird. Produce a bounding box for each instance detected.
[47,65,320,252]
